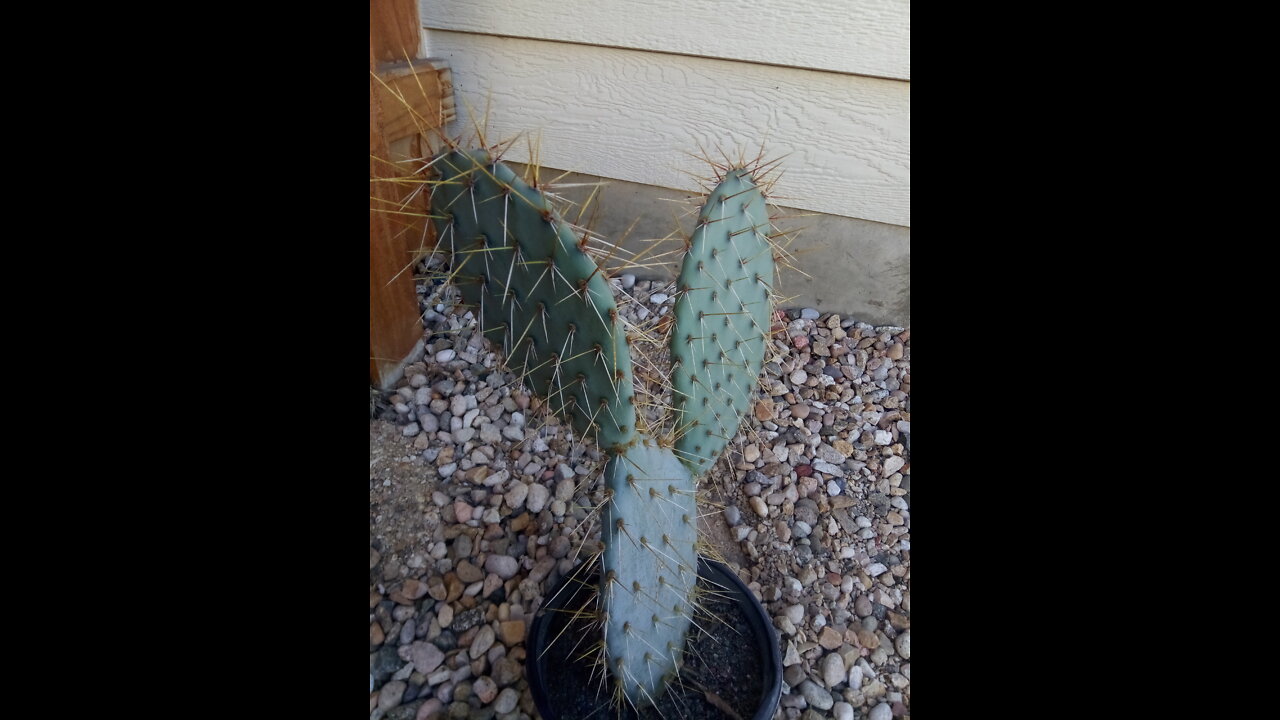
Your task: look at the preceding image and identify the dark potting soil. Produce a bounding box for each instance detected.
[535,573,767,720]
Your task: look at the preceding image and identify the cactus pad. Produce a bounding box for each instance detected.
[670,168,775,474]
[430,149,637,453]
[600,437,697,706]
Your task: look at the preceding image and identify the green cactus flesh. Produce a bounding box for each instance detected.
[600,437,697,707]
[670,168,775,475]
[429,149,637,453]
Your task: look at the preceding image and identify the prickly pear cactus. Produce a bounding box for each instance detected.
[431,146,780,711]
[670,168,775,475]
[429,149,638,454]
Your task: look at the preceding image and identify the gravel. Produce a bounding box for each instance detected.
[371,268,910,720]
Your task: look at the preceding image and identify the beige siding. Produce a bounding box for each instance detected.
[428,30,910,226]
[421,0,910,80]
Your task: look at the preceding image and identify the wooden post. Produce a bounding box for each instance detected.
[369,0,453,387]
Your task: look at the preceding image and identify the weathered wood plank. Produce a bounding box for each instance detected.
[373,61,455,142]
[431,31,910,226]
[370,43,425,387]
[371,0,421,64]
[421,0,910,80]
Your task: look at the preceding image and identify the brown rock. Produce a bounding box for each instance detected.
[818,626,843,650]
[856,628,880,649]
[456,561,484,584]
[755,400,775,421]
[795,464,813,477]
[833,439,854,457]
[790,403,810,419]
[887,343,904,360]
[426,576,448,601]
[401,578,430,600]
[370,621,385,648]
[370,547,381,570]
[500,620,527,646]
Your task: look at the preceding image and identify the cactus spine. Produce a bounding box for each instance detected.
[431,144,777,710]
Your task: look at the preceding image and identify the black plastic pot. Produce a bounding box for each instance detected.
[526,557,782,720]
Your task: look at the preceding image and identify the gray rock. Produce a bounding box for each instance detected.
[504,483,528,510]
[813,460,843,476]
[723,505,741,526]
[438,463,457,479]
[493,687,519,714]
[501,425,525,442]
[821,652,846,687]
[784,604,805,625]
[408,642,444,674]
[620,274,636,289]
[420,413,439,433]
[484,554,519,580]
[479,424,501,444]
[526,484,550,513]
[650,292,668,304]
[410,374,428,388]
[379,680,407,710]
[798,680,834,710]
[833,702,855,720]
[895,630,910,660]
[555,477,575,501]
[800,308,820,320]
[469,625,496,659]
[848,664,864,689]
[869,703,892,720]
[883,455,905,475]
[402,423,421,437]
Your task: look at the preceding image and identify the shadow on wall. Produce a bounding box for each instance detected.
[509,164,911,327]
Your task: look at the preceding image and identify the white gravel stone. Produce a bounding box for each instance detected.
[620,274,636,289]
[650,292,668,304]
[485,554,520,579]
[821,652,846,687]
[510,412,525,427]
[798,680,833,710]
[895,630,910,660]
[874,430,893,445]
[496,479,522,507]
[848,664,864,689]
[827,480,842,496]
[784,604,805,625]
[494,687,519,713]
[555,478,575,501]
[526,484,550,513]
[813,460,843,476]
[869,702,892,720]
[883,455,905,475]
[435,349,456,363]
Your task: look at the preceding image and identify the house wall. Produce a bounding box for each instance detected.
[420,0,910,324]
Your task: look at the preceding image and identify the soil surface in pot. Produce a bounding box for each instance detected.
[537,573,766,720]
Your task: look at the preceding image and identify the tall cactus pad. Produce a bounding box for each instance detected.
[430,149,637,453]
[670,168,775,474]
[600,438,697,706]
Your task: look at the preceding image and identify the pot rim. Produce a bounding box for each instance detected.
[526,556,783,720]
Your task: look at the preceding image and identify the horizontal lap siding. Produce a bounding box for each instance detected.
[421,0,910,80]
[428,30,910,226]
